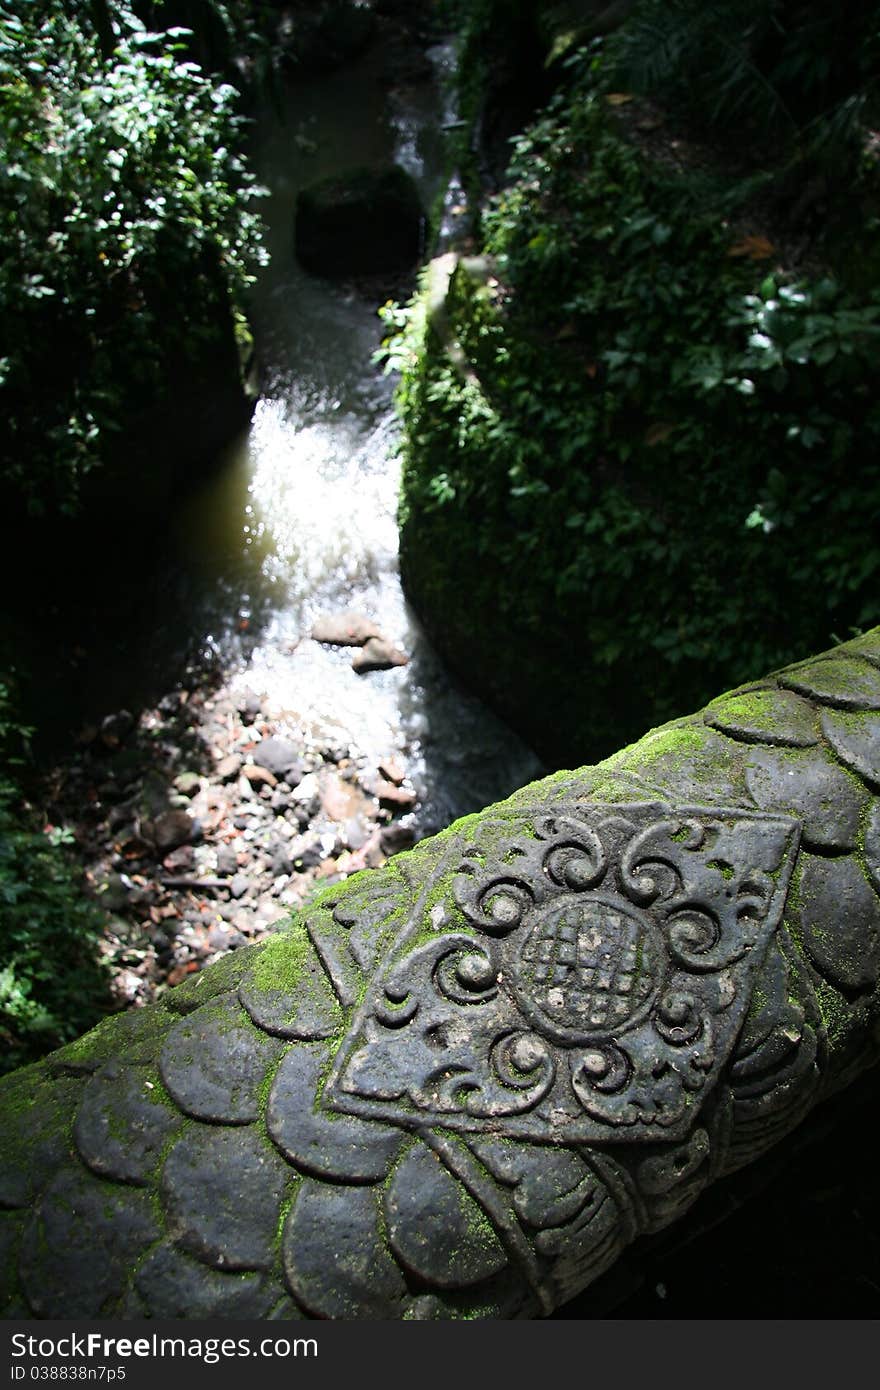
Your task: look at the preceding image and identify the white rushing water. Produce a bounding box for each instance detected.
[172,37,541,835]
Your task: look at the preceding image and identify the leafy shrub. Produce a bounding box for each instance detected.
[0,0,267,516]
[0,682,110,1075]
[389,47,880,762]
[609,1,880,161]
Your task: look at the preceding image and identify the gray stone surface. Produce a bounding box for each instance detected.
[385,1142,507,1287]
[2,629,880,1319]
[161,1126,290,1271]
[267,1041,404,1182]
[159,993,285,1124]
[74,1061,184,1183]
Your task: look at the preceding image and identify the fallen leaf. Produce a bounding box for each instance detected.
[727,234,775,260]
[644,421,676,446]
[606,93,634,106]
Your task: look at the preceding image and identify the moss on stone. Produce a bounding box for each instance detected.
[165,942,266,1013]
[246,919,320,999]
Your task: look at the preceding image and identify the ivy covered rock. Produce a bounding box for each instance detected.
[295,166,425,278]
[2,629,880,1317]
[388,44,880,767]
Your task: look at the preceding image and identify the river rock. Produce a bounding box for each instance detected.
[378,755,406,786]
[379,822,416,856]
[215,753,242,782]
[311,611,381,646]
[376,779,417,811]
[242,764,278,790]
[173,772,201,798]
[295,166,425,278]
[229,874,250,901]
[216,846,239,878]
[162,846,195,875]
[145,811,197,856]
[352,637,408,673]
[253,738,303,784]
[269,843,294,877]
[237,691,263,725]
[100,710,134,749]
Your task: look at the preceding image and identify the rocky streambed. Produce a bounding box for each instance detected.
[44,613,423,1009]
[34,13,543,1019]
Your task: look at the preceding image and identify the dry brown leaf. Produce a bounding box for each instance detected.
[727,234,775,260]
[644,422,676,447]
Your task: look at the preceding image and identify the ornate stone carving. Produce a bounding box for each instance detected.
[4,631,880,1320]
[326,803,800,1143]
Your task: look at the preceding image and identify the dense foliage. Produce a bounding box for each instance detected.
[0,0,267,515]
[0,683,110,1076]
[390,10,880,762]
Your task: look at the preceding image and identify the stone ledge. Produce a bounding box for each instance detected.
[2,629,879,1317]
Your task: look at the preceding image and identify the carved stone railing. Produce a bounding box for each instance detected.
[2,630,880,1318]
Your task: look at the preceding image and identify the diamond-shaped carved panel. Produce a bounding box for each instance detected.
[325,804,800,1144]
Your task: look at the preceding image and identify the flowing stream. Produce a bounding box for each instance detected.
[164,37,541,834]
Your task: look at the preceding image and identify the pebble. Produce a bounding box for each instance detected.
[43,667,423,1010]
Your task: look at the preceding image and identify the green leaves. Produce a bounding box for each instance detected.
[0,0,267,515]
[0,683,110,1073]
[394,32,880,759]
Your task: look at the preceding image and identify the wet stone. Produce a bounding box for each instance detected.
[282,1180,407,1318]
[19,1168,159,1317]
[820,709,880,786]
[238,691,263,724]
[384,1143,507,1288]
[351,636,408,674]
[74,1061,184,1183]
[705,687,819,747]
[744,744,866,850]
[238,925,344,1039]
[267,1040,404,1182]
[133,1242,283,1319]
[159,992,284,1124]
[793,853,880,995]
[311,611,380,646]
[780,656,880,710]
[162,1125,290,1271]
[270,842,294,876]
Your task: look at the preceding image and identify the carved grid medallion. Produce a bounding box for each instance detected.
[325,803,800,1144]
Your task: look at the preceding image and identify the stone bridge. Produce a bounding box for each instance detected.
[2,629,879,1318]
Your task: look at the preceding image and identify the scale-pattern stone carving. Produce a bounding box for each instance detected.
[2,630,880,1318]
